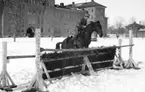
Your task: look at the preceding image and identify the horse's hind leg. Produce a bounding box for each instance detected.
[56,42,62,49]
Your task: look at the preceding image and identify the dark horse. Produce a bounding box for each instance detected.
[56,21,103,49]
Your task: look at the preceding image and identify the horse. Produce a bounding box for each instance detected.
[56,21,103,49]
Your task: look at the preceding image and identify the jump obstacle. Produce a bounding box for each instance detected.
[0,29,137,91]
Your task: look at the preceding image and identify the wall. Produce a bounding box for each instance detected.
[2,1,26,37]
[95,7,107,36]
[43,8,85,37]
[3,7,16,37]
[137,31,145,37]
[1,3,85,37]
[84,7,96,22]
[17,3,85,37]
[83,6,107,36]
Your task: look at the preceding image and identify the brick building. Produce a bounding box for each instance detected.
[0,0,85,37]
[0,0,107,37]
[66,0,108,36]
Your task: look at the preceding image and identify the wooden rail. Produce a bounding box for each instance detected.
[42,44,134,52]
[0,29,135,91]
[6,44,134,60]
[42,53,105,62]
[7,55,35,59]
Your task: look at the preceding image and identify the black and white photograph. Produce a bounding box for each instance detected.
[0,0,145,92]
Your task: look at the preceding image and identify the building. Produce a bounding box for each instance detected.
[42,8,84,37]
[138,28,145,38]
[0,0,85,37]
[66,0,108,36]
[126,22,145,37]
[0,0,107,37]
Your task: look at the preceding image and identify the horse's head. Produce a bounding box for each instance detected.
[90,21,103,37]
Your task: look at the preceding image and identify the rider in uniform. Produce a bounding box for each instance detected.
[77,13,90,34]
[73,13,89,48]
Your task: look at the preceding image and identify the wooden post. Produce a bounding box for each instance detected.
[117,39,122,61]
[113,39,124,69]
[118,39,123,66]
[35,28,44,90]
[41,61,52,83]
[0,42,16,91]
[129,30,133,60]
[23,28,47,92]
[1,42,7,86]
[124,30,139,69]
[82,56,95,75]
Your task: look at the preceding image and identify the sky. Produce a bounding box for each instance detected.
[55,0,145,26]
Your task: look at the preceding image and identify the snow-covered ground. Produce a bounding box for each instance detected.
[0,37,145,92]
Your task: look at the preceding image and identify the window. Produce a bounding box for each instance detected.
[100,9,104,14]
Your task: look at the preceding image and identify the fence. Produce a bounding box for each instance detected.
[0,29,135,92]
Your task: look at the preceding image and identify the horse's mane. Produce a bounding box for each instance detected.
[88,21,94,26]
[86,21,96,29]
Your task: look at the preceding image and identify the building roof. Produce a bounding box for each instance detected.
[126,22,145,30]
[139,28,145,31]
[66,1,106,9]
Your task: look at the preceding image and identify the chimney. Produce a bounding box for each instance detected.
[91,0,94,2]
[60,3,64,7]
[72,2,75,7]
[72,2,76,9]
[72,2,75,5]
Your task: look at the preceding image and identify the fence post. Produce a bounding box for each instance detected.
[113,39,124,68]
[0,42,16,91]
[124,30,139,69]
[118,39,122,60]
[1,42,7,87]
[129,30,133,61]
[82,56,95,75]
[24,28,46,92]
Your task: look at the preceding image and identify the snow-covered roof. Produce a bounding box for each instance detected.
[66,1,106,9]
[126,22,145,30]
[139,28,145,31]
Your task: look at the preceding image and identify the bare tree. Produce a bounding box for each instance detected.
[114,16,125,28]
[1,0,48,40]
[107,25,115,34]
[27,0,48,28]
[114,17,126,35]
[0,0,25,41]
[129,17,136,24]
[139,20,145,25]
[0,0,11,37]
[10,0,25,41]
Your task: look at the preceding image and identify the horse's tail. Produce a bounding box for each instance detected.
[56,42,62,49]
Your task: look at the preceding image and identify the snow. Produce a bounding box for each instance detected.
[0,37,145,92]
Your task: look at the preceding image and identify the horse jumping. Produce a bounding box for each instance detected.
[56,21,103,49]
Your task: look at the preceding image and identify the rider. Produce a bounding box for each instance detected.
[77,13,90,34]
[72,13,89,48]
